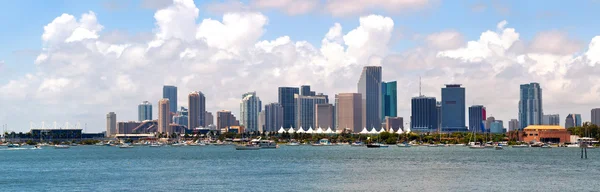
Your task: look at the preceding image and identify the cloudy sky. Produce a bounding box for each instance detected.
[1,0,599,133]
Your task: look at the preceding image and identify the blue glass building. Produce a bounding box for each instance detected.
[162,85,178,114]
[358,66,382,129]
[519,83,543,130]
[490,120,504,134]
[411,96,437,132]
[278,87,299,128]
[381,81,397,121]
[468,105,486,133]
[441,84,467,132]
[138,101,152,121]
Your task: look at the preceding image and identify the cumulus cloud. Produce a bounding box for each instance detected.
[424,30,464,50]
[528,30,582,55]
[42,11,103,45]
[325,0,432,16]
[252,0,319,15]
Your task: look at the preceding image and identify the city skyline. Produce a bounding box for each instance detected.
[2,0,600,133]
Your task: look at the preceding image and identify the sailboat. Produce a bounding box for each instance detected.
[469,121,485,149]
[397,127,412,147]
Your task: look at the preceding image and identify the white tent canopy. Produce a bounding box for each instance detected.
[379,127,385,133]
[396,128,403,134]
[389,128,395,134]
[277,127,286,134]
[405,127,411,133]
[316,127,324,134]
[297,127,305,133]
[288,127,296,134]
[360,127,369,134]
[369,127,379,134]
[306,127,314,134]
[335,129,344,134]
[325,127,333,134]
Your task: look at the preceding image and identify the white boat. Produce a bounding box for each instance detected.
[235,144,260,150]
[119,143,134,148]
[312,139,334,146]
[70,143,78,146]
[149,143,163,147]
[7,143,20,148]
[171,142,187,147]
[541,144,552,148]
[54,144,70,149]
[366,143,389,148]
[95,142,104,146]
[511,144,529,148]
[565,143,580,148]
[351,141,364,147]
[287,142,300,146]
[455,144,466,147]
[251,137,278,149]
[469,145,485,149]
[397,143,412,147]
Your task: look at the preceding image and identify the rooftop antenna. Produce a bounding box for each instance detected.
[419,76,422,97]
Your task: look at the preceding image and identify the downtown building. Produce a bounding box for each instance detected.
[162,85,178,114]
[335,93,363,132]
[411,96,438,132]
[592,108,600,126]
[158,98,171,133]
[217,110,239,130]
[358,66,382,129]
[188,91,206,129]
[485,116,495,133]
[381,81,397,121]
[173,107,188,127]
[508,119,519,132]
[138,101,152,121]
[205,111,214,126]
[519,83,543,130]
[542,114,560,125]
[441,84,467,132]
[316,103,334,129]
[295,94,327,129]
[106,112,116,137]
[240,92,262,132]
[385,117,403,132]
[565,114,582,128]
[468,105,486,133]
[264,103,284,132]
[278,87,299,128]
[490,120,505,134]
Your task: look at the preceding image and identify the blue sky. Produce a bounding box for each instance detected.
[1,0,600,132]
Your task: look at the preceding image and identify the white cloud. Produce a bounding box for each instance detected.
[154,0,199,41]
[42,11,103,45]
[251,0,319,15]
[425,30,464,50]
[196,12,268,52]
[529,31,582,55]
[325,0,432,16]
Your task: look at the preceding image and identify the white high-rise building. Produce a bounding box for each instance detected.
[106,112,116,137]
[240,92,262,132]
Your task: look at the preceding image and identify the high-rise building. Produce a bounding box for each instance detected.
[138,101,152,121]
[519,82,543,130]
[301,85,311,96]
[258,111,265,133]
[217,110,238,130]
[358,66,382,129]
[485,116,495,133]
[173,107,188,127]
[205,111,214,126]
[278,87,299,128]
[316,103,334,129]
[441,84,467,132]
[490,120,504,134]
[411,96,438,132]
[335,93,362,132]
[381,81,397,121]
[591,108,600,126]
[158,98,171,133]
[565,114,582,128]
[468,105,486,133]
[264,103,284,132]
[162,85,177,114]
[240,92,262,132]
[106,112,116,137]
[188,91,206,129]
[542,114,560,125]
[509,119,519,132]
[385,116,403,132]
[295,94,327,129]
[436,101,441,130]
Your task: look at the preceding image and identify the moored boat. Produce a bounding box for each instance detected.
[287,141,300,146]
[396,143,412,147]
[312,139,333,146]
[366,143,389,148]
[351,141,364,147]
[119,143,134,148]
[54,144,70,149]
[235,144,260,150]
[511,144,529,148]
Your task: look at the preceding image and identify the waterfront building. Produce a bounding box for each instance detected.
[173,107,188,127]
[441,84,467,132]
[264,103,284,132]
[138,101,152,121]
[240,92,262,132]
[295,94,327,129]
[411,96,438,132]
[278,87,299,128]
[358,66,382,129]
[188,91,206,129]
[521,125,570,144]
[565,114,582,128]
[335,93,363,132]
[31,129,83,142]
[490,120,504,134]
[385,116,403,132]
[162,85,178,114]
[592,108,600,126]
[205,111,214,126]
[118,121,142,134]
[542,114,560,125]
[258,111,265,133]
[485,116,495,133]
[381,81,397,121]
[508,119,519,132]
[316,103,334,129]
[106,112,116,137]
[468,105,486,133]
[436,102,441,130]
[217,110,239,130]
[519,83,543,130]
[158,98,171,133]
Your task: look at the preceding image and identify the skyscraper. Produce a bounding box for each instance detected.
[565,114,582,128]
[264,103,284,132]
[278,87,299,128]
[158,98,171,133]
[490,120,504,134]
[542,114,560,125]
[258,111,265,133]
[188,91,206,129]
[106,112,116,137]
[441,84,467,132]
[485,116,495,133]
[301,85,312,96]
[381,81,397,121]
[162,85,178,114]
[519,82,543,130]
[205,111,214,126]
[358,66,382,129]
[173,107,188,127]
[138,101,152,121]
[295,94,327,129]
[591,108,600,126]
[468,105,486,133]
[315,103,334,129]
[217,110,238,130]
[509,119,519,132]
[240,92,262,132]
[411,96,438,132]
[335,93,362,132]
